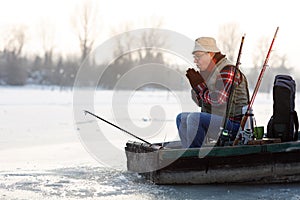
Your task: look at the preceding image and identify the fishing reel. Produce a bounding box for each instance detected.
[216,129,236,146]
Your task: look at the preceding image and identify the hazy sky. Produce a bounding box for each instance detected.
[1,0,299,69]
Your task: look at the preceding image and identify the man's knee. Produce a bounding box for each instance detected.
[176,113,183,128]
[187,113,201,125]
[176,112,190,127]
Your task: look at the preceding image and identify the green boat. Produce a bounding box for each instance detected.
[125,136,300,184]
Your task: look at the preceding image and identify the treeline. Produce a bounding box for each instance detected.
[0,47,296,92]
[0,50,79,87]
[247,66,296,93]
[0,48,188,90]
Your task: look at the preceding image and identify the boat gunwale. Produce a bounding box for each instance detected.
[125,140,300,160]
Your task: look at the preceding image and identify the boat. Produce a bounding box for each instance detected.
[125,135,300,184]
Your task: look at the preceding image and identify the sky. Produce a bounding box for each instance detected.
[0,0,299,70]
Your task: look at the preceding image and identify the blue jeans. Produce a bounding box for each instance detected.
[176,112,240,148]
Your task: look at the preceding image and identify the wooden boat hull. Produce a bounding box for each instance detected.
[125,140,300,184]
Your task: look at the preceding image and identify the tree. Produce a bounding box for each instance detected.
[72,0,100,63]
[138,18,165,61]
[110,18,166,63]
[38,19,56,67]
[3,25,28,85]
[218,23,242,62]
[4,25,27,57]
[248,37,292,92]
[100,18,168,89]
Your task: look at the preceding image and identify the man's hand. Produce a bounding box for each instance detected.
[186,68,205,90]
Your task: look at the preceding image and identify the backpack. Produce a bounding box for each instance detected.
[267,75,299,141]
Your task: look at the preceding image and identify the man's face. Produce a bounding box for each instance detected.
[193,51,213,72]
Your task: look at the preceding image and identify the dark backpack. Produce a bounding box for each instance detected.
[267,75,299,141]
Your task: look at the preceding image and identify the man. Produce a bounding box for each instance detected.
[176,37,249,148]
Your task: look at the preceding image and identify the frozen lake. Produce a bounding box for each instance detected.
[1,86,300,199]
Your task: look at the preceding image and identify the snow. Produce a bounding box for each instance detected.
[0,86,98,171]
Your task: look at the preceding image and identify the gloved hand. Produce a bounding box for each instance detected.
[186,68,205,90]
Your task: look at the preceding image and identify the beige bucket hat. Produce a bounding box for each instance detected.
[192,37,221,53]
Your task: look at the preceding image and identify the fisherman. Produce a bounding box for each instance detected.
[176,37,250,148]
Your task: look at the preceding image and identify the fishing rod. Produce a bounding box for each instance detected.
[222,34,245,130]
[83,110,152,145]
[240,26,279,130]
[217,35,245,146]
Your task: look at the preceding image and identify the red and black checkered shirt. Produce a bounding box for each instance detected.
[196,65,241,106]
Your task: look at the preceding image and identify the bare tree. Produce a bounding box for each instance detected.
[72,0,100,63]
[138,18,165,61]
[108,17,166,67]
[218,23,242,62]
[252,37,270,68]
[248,36,292,92]
[251,36,290,71]
[110,17,166,63]
[2,25,28,85]
[38,20,56,66]
[4,25,27,57]
[110,23,135,63]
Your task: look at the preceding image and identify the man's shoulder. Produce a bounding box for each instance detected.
[221,64,235,72]
[222,64,245,74]
[217,57,234,69]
